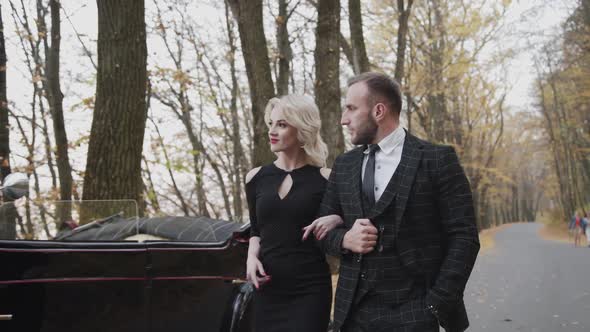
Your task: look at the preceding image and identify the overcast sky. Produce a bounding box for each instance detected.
[3,0,573,172]
[5,1,573,110]
[499,0,572,110]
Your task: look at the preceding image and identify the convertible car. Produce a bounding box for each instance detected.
[0,175,254,332]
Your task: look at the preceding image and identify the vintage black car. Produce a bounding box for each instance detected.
[0,174,254,332]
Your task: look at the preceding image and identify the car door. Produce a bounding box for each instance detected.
[145,231,251,332]
[0,240,149,332]
[0,200,149,332]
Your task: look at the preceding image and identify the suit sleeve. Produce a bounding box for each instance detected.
[426,146,480,318]
[245,180,260,237]
[317,156,348,257]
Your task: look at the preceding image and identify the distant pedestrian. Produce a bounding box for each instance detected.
[569,213,577,232]
[573,212,583,247]
[583,213,590,248]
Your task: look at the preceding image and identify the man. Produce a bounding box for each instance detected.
[318,72,479,331]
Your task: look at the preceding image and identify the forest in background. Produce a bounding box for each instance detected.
[0,0,588,240]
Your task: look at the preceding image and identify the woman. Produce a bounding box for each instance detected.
[245,94,342,332]
[583,213,590,247]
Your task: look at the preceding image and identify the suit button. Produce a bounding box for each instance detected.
[360,272,367,279]
[355,254,361,263]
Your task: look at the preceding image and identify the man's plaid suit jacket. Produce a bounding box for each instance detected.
[319,131,480,331]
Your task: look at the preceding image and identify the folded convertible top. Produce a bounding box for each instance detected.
[55,215,244,242]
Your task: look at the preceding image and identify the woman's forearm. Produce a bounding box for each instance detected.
[248,236,261,258]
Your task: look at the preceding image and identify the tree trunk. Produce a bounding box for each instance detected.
[315,0,343,166]
[0,4,10,180]
[339,32,355,71]
[225,1,244,221]
[536,74,569,216]
[348,0,370,74]
[406,93,412,133]
[151,117,190,216]
[427,0,447,143]
[394,0,413,82]
[152,4,213,218]
[0,3,13,240]
[511,183,519,222]
[479,185,490,229]
[307,0,355,75]
[582,0,590,30]
[82,0,147,223]
[182,108,212,218]
[396,0,414,133]
[472,189,482,230]
[142,156,160,215]
[45,0,73,227]
[10,95,41,238]
[276,0,293,95]
[228,0,275,167]
[38,107,57,190]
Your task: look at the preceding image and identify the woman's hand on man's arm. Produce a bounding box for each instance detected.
[302,214,344,241]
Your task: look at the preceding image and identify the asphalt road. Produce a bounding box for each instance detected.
[464,223,590,332]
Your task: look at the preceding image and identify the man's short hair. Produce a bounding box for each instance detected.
[347,72,402,114]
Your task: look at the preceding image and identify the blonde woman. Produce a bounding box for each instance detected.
[245,94,342,332]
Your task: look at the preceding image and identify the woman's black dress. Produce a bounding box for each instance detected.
[246,163,332,332]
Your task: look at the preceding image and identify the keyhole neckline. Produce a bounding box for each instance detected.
[271,162,313,173]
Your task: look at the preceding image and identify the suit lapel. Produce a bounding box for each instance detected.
[393,133,423,232]
[349,148,365,220]
[367,131,423,222]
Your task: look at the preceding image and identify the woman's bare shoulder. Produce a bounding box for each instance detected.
[319,167,331,180]
[245,167,262,184]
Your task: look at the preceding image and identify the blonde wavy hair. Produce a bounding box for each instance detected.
[264,94,329,168]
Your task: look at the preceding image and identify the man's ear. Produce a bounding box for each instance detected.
[374,103,386,121]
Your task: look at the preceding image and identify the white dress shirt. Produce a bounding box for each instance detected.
[361,126,406,202]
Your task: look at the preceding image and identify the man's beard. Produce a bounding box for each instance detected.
[352,114,378,145]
